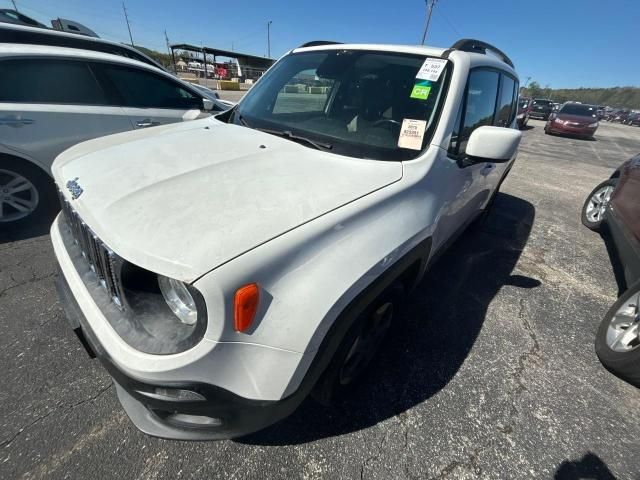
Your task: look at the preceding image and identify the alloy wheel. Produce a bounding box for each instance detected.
[0,169,39,223]
[605,291,640,352]
[585,185,614,224]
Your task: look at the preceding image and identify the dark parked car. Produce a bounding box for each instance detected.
[545,103,599,139]
[625,112,640,126]
[528,98,554,120]
[581,154,640,385]
[609,109,631,123]
[516,97,532,128]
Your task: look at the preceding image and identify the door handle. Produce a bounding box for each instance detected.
[0,116,34,127]
[135,119,160,128]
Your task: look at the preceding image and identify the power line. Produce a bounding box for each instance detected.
[11,0,18,12]
[435,6,462,37]
[122,2,134,47]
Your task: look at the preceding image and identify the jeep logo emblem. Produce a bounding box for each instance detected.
[66,177,83,200]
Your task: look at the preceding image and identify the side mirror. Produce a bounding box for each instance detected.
[202,98,215,111]
[466,126,521,163]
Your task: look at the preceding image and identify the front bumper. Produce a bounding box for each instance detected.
[529,111,550,119]
[547,123,597,137]
[55,269,306,440]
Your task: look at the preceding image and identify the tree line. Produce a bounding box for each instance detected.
[521,81,640,109]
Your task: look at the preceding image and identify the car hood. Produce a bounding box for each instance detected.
[53,118,403,282]
[557,114,597,124]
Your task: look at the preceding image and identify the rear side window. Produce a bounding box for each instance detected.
[0,58,107,105]
[495,75,516,127]
[96,64,202,109]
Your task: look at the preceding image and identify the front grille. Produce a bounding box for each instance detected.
[58,192,125,309]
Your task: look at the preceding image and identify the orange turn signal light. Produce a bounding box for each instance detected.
[234,283,260,332]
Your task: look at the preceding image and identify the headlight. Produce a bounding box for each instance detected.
[158,275,198,325]
[554,118,565,125]
[588,122,599,128]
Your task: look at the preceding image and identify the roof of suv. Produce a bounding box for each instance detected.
[0,43,166,74]
[292,41,517,76]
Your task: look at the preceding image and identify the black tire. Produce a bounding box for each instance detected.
[0,156,58,228]
[580,178,617,232]
[311,283,405,405]
[595,281,640,386]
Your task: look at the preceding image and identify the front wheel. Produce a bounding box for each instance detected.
[595,282,640,386]
[0,157,57,227]
[311,283,405,405]
[581,178,617,231]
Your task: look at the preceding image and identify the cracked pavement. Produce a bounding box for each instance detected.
[1,115,640,479]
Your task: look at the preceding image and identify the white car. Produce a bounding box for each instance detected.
[0,44,230,225]
[52,39,522,440]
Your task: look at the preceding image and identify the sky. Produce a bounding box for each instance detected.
[5,0,640,89]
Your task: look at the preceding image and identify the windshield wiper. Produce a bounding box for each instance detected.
[256,128,333,151]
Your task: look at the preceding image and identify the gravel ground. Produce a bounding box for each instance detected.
[1,118,640,479]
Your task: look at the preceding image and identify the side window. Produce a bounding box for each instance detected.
[449,69,500,157]
[97,65,202,109]
[0,59,107,105]
[495,74,516,127]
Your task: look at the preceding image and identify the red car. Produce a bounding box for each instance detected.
[545,103,599,139]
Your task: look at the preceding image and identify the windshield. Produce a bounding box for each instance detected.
[533,99,552,106]
[232,50,450,161]
[559,104,597,117]
[519,98,530,108]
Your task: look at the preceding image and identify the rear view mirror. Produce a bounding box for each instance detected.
[466,126,522,163]
[202,98,215,111]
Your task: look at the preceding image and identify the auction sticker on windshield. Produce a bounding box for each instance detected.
[416,58,447,81]
[398,119,427,150]
[410,80,432,100]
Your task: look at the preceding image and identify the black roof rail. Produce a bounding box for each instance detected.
[298,41,343,48]
[450,39,514,69]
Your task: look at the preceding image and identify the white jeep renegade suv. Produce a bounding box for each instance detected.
[52,39,522,440]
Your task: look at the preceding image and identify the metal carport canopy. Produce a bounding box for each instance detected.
[169,43,275,68]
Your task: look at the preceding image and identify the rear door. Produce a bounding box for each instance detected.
[91,62,206,129]
[0,57,133,172]
[484,72,518,191]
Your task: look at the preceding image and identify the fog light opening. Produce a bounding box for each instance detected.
[166,413,223,427]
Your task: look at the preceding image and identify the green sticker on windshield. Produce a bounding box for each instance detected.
[410,81,432,100]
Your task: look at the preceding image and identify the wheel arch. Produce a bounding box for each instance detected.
[282,236,432,397]
[0,151,51,178]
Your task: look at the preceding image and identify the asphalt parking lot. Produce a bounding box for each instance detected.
[2,114,640,479]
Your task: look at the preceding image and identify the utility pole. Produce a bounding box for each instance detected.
[420,0,437,45]
[523,76,532,88]
[11,0,19,12]
[165,30,176,72]
[267,20,273,58]
[122,2,134,47]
